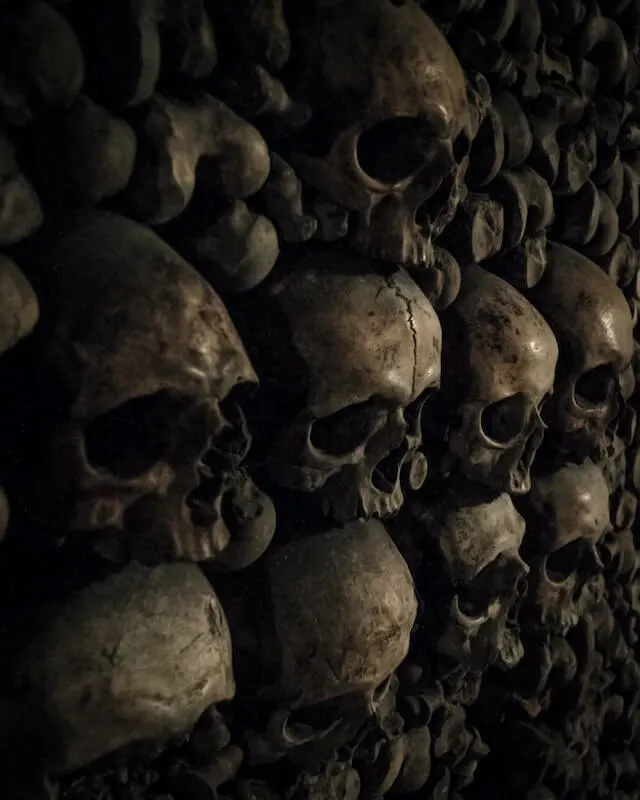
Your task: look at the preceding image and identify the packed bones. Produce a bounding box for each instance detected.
[438,264,559,494]
[414,486,529,672]
[521,459,610,636]
[288,0,472,268]
[263,249,442,521]
[10,211,275,565]
[222,519,417,764]
[527,241,635,455]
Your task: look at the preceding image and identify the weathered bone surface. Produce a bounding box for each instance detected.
[437,264,558,494]
[9,211,267,564]
[0,562,234,774]
[0,0,638,797]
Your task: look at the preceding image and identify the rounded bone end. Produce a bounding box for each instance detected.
[0,256,39,356]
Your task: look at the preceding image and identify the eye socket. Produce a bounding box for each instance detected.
[545,540,584,583]
[479,393,528,445]
[356,117,437,184]
[573,364,616,409]
[309,401,387,456]
[84,390,193,478]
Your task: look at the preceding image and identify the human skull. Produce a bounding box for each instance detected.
[289,0,471,268]
[523,459,610,635]
[11,211,275,565]
[415,487,529,672]
[264,249,442,521]
[2,563,235,775]
[528,242,635,455]
[439,265,559,494]
[232,520,417,763]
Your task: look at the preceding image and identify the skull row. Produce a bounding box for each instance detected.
[3,210,634,562]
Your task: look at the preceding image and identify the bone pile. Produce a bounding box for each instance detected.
[0,0,638,798]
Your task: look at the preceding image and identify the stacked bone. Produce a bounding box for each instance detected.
[0,0,637,799]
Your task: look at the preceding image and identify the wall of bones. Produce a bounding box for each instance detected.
[0,0,639,798]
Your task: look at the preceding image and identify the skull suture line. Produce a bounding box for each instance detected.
[11,211,275,565]
[522,459,610,636]
[439,265,559,495]
[289,0,471,268]
[264,250,442,521]
[414,487,529,672]
[527,242,635,455]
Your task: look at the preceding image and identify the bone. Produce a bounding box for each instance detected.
[466,105,505,189]
[0,1,84,126]
[0,127,43,245]
[553,179,601,244]
[570,11,628,91]
[596,233,640,288]
[258,153,318,243]
[123,93,270,224]
[581,191,620,259]
[71,0,216,110]
[554,125,598,196]
[0,255,39,356]
[487,166,554,251]
[192,200,279,292]
[22,96,137,209]
[0,563,235,774]
[437,192,504,265]
[211,0,290,70]
[170,745,244,799]
[492,90,533,168]
[311,195,349,241]
[214,63,311,131]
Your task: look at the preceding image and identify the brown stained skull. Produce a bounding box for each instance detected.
[527,242,635,455]
[12,211,275,565]
[265,250,442,522]
[289,0,471,268]
[439,265,559,495]
[415,488,529,672]
[523,459,610,636]
[236,520,417,763]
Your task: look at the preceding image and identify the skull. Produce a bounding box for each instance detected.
[522,459,610,635]
[527,242,635,454]
[11,211,275,565]
[439,265,559,494]
[289,0,471,268]
[415,486,529,672]
[225,519,417,763]
[263,249,442,521]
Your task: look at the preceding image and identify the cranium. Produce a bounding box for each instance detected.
[415,486,529,672]
[262,249,442,521]
[522,459,610,635]
[528,242,635,454]
[11,211,275,565]
[226,520,417,763]
[289,0,471,268]
[439,265,559,494]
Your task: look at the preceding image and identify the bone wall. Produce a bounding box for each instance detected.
[0,0,638,798]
